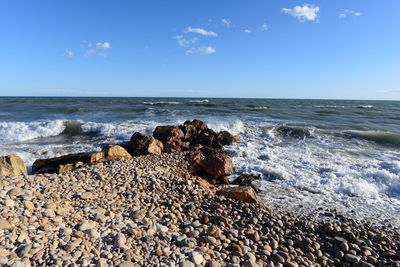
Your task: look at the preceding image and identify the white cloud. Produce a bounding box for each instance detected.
[65,50,74,58]
[185,26,218,37]
[221,18,231,28]
[339,9,362,18]
[282,4,320,22]
[261,23,269,31]
[84,41,111,57]
[95,42,111,49]
[243,29,252,33]
[186,46,216,55]
[175,35,199,47]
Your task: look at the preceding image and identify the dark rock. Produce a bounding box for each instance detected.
[184,119,208,130]
[129,132,164,155]
[216,131,236,146]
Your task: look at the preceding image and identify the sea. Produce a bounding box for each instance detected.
[1,97,399,226]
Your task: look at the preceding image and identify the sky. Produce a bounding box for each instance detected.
[0,0,399,100]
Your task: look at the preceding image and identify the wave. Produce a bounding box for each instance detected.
[188,99,209,103]
[275,126,312,138]
[142,101,180,106]
[345,131,400,147]
[356,105,374,109]
[0,120,67,143]
[60,107,91,113]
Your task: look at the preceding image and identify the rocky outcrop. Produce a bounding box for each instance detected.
[32,151,104,174]
[129,132,163,155]
[217,186,259,203]
[0,155,27,176]
[58,162,84,174]
[103,145,132,160]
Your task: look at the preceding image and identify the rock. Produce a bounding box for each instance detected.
[0,155,27,176]
[345,254,360,263]
[243,261,259,267]
[207,260,221,267]
[216,131,237,146]
[10,261,25,267]
[232,173,261,192]
[103,145,132,160]
[0,219,12,229]
[119,261,135,267]
[184,119,208,130]
[217,186,258,203]
[153,126,184,145]
[129,132,164,155]
[78,221,97,231]
[200,153,233,178]
[24,201,34,210]
[16,244,31,257]
[114,233,127,248]
[58,161,84,173]
[179,261,195,267]
[32,151,104,173]
[80,191,93,200]
[189,251,204,265]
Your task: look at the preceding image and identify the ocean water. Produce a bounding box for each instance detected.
[1,97,400,226]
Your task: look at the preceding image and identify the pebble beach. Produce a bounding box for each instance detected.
[1,152,399,267]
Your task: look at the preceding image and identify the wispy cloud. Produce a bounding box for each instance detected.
[243,29,252,33]
[175,35,199,47]
[282,4,320,22]
[221,18,232,28]
[95,42,111,49]
[339,9,362,18]
[186,46,216,55]
[261,23,269,31]
[85,41,111,57]
[65,50,74,58]
[185,26,218,37]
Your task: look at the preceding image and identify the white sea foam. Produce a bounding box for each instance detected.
[0,120,66,143]
[142,101,180,105]
[188,99,209,103]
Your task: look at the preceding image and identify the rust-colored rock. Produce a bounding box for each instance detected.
[153,126,184,145]
[200,153,233,177]
[184,119,208,130]
[0,155,27,176]
[217,186,258,203]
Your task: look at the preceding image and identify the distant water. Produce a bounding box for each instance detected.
[1,97,400,226]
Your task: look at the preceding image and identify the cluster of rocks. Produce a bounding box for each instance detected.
[1,153,399,267]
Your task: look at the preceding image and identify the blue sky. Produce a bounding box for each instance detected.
[0,0,399,99]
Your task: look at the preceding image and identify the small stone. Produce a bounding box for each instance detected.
[16,244,32,257]
[80,192,93,200]
[243,260,260,267]
[5,198,14,207]
[119,261,135,267]
[10,261,25,267]
[0,219,12,229]
[207,260,221,267]
[43,209,56,218]
[345,254,360,263]
[78,220,96,231]
[189,251,204,265]
[179,261,195,267]
[24,201,34,210]
[114,233,127,248]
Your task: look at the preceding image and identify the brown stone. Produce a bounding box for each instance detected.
[0,155,27,176]
[103,145,132,160]
[58,161,84,174]
[153,126,184,145]
[184,119,208,130]
[217,186,258,203]
[200,153,233,177]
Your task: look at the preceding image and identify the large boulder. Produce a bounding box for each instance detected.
[200,153,233,177]
[184,119,208,130]
[103,145,132,160]
[153,126,184,145]
[0,156,27,176]
[217,186,258,203]
[32,151,104,174]
[216,131,240,146]
[130,132,164,155]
